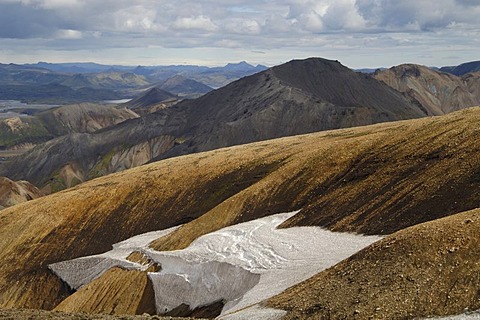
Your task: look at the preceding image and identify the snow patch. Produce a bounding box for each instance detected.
[49,211,383,318]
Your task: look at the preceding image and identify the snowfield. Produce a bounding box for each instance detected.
[49,211,383,318]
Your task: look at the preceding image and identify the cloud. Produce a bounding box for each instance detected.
[55,29,82,39]
[355,0,480,31]
[172,15,218,32]
[0,0,480,67]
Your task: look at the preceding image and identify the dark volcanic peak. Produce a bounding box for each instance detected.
[272,57,416,110]
[0,57,426,190]
[127,87,177,107]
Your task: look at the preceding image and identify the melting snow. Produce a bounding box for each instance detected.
[49,211,383,319]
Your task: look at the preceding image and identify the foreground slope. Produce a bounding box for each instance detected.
[0,107,478,312]
[0,57,426,190]
[268,208,480,319]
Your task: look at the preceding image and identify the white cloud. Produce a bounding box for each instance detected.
[55,29,82,39]
[172,15,218,32]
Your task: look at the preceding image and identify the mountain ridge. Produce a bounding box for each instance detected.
[0,57,426,190]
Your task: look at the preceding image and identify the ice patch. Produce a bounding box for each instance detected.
[49,211,383,318]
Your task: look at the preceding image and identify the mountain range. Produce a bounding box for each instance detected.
[0,61,263,104]
[0,58,428,191]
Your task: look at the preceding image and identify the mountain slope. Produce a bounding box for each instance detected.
[440,60,480,76]
[0,103,138,150]
[0,107,478,313]
[123,87,178,115]
[0,177,42,209]
[374,64,480,115]
[158,75,212,97]
[0,58,427,190]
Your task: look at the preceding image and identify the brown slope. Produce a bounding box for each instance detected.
[267,208,480,319]
[374,64,480,115]
[0,107,479,311]
[37,103,139,135]
[0,176,42,209]
[54,267,156,315]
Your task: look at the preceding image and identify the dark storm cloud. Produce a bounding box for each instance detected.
[0,2,74,39]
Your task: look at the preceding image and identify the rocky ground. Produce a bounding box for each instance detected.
[0,309,201,320]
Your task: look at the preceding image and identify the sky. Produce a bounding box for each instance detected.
[0,0,479,68]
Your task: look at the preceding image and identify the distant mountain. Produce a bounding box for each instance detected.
[440,60,480,76]
[59,72,151,90]
[123,87,178,115]
[0,103,138,156]
[0,83,122,104]
[0,64,149,103]
[221,61,267,72]
[3,61,267,102]
[25,62,133,74]
[355,67,386,73]
[158,75,212,97]
[374,64,480,115]
[0,57,426,190]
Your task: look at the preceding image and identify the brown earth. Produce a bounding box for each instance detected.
[0,177,42,209]
[0,308,201,320]
[54,268,156,315]
[268,208,480,319]
[0,107,479,313]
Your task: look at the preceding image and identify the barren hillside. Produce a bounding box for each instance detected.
[0,107,478,316]
[374,64,480,115]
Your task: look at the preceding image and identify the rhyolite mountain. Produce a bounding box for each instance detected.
[0,176,42,210]
[374,64,480,115]
[0,103,138,151]
[0,107,479,319]
[0,58,428,190]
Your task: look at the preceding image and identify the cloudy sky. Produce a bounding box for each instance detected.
[0,0,479,68]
